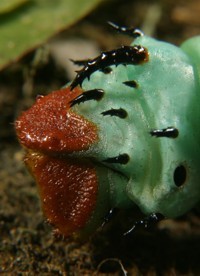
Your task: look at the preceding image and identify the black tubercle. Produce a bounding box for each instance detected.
[69,89,104,107]
[101,108,127,118]
[70,45,149,90]
[124,213,164,236]
[103,153,130,164]
[108,21,143,38]
[150,127,179,138]
[71,59,113,74]
[123,80,138,88]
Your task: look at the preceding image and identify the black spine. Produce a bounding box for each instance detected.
[123,80,138,88]
[70,58,91,66]
[103,153,129,164]
[150,127,179,138]
[70,45,149,90]
[101,108,127,118]
[107,21,143,38]
[124,213,164,236]
[69,89,104,107]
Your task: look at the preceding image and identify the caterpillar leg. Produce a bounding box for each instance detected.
[123,213,164,236]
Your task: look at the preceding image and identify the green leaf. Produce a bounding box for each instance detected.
[0,0,29,14]
[0,0,103,70]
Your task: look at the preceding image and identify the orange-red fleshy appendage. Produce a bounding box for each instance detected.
[15,86,100,238]
[25,151,98,237]
[15,87,98,153]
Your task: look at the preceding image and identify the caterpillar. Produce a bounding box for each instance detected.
[15,22,200,239]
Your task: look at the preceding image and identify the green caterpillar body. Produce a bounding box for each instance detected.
[74,35,200,218]
[15,26,200,238]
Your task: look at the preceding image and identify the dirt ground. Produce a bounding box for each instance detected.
[1,0,200,274]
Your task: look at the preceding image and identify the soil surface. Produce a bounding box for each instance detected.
[1,0,200,274]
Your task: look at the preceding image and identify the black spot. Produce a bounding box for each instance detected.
[100,67,113,74]
[70,45,149,90]
[101,108,127,118]
[123,80,138,88]
[69,89,104,107]
[150,127,179,138]
[103,153,129,164]
[173,165,187,187]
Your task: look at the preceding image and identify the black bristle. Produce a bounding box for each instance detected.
[124,213,164,236]
[69,89,104,107]
[107,21,143,38]
[70,58,91,66]
[150,127,179,138]
[102,208,119,227]
[103,153,130,164]
[101,108,127,118]
[123,80,138,88]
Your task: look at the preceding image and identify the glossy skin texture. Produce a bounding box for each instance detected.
[15,34,200,238]
[16,88,98,153]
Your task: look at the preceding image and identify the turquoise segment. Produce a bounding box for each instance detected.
[71,35,200,218]
[181,36,200,88]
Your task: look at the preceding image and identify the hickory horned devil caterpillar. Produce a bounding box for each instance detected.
[15,22,200,239]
